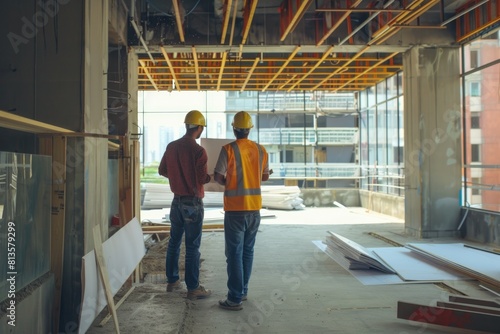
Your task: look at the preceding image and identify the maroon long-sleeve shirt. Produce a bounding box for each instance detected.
[158,135,211,198]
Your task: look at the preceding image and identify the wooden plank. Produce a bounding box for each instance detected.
[79,218,145,334]
[436,301,500,316]
[50,135,67,333]
[397,301,500,332]
[0,110,73,133]
[449,295,500,309]
[93,225,120,334]
[133,140,141,223]
[98,286,136,327]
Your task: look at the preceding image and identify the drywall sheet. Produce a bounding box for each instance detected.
[200,138,232,174]
[372,247,470,282]
[326,232,395,273]
[78,218,145,334]
[312,241,404,285]
[406,243,500,286]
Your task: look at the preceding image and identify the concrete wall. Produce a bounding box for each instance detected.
[299,188,405,219]
[359,190,405,220]
[301,188,360,207]
[461,209,500,247]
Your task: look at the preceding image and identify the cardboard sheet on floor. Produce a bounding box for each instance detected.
[312,241,404,285]
[79,218,146,334]
[372,247,470,281]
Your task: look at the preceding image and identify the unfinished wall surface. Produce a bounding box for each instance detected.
[0,1,85,153]
[403,46,462,238]
[60,137,85,332]
[461,209,500,247]
[0,1,84,131]
[359,190,404,220]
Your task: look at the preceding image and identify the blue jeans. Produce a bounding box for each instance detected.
[224,211,261,304]
[166,197,204,290]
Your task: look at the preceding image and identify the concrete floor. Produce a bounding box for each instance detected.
[87,207,496,334]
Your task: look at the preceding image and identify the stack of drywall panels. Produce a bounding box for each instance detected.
[141,183,304,210]
[261,185,304,210]
[406,243,500,288]
[325,231,395,273]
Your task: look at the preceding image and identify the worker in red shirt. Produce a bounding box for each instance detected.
[158,110,212,300]
[214,111,271,310]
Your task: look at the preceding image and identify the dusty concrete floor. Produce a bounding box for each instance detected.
[86,207,496,334]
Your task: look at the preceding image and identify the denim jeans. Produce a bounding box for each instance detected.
[166,197,204,290]
[224,210,261,304]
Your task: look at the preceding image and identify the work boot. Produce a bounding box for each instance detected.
[166,280,182,292]
[187,285,212,300]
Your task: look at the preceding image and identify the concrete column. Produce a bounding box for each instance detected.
[403,46,462,238]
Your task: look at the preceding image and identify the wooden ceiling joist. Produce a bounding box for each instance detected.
[370,0,441,45]
[280,0,314,42]
[221,0,233,44]
[192,46,201,91]
[217,52,227,91]
[172,0,185,42]
[262,45,301,92]
[228,0,239,46]
[316,8,406,13]
[241,0,259,44]
[241,57,260,92]
[138,60,158,91]
[316,0,363,46]
[312,45,370,90]
[160,47,181,91]
[287,45,335,92]
[335,51,399,92]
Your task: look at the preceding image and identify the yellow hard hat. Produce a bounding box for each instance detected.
[232,111,253,129]
[184,110,206,127]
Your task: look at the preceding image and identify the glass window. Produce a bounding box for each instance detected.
[471,144,481,162]
[471,112,480,129]
[470,50,479,69]
[377,103,387,166]
[471,177,481,195]
[470,82,480,96]
[376,80,387,104]
[462,40,500,211]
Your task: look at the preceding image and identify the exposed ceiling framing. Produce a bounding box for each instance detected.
[134,0,498,92]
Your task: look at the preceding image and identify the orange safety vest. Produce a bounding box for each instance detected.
[223,139,268,211]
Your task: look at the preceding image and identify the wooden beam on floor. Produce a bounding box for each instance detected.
[448,295,500,308]
[397,301,500,332]
[436,301,500,316]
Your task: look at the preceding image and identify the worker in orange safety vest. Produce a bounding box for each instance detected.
[214,111,272,311]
